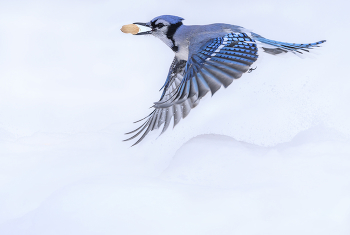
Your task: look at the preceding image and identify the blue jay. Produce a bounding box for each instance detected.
[122,15,326,146]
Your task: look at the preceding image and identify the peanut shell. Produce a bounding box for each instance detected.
[121,24,140,35]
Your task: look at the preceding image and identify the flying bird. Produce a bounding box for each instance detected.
[121,15,326,146]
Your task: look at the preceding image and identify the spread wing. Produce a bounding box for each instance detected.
[124,32,258,146]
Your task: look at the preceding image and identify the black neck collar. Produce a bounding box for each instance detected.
[166,22,183,52]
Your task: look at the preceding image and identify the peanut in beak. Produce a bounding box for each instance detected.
[120,24,140,35]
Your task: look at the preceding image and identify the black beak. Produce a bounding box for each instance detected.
[133,22,152,35]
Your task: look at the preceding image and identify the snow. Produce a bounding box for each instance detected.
[1,0,350,234]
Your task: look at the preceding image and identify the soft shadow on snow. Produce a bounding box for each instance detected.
[0,126,349,235]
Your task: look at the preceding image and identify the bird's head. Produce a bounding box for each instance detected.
[125,15,184,51]
[133,15,184,36]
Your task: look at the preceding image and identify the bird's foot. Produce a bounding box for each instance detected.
[248,66,257,73]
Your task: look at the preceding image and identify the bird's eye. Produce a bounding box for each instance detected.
[157,23,165,28]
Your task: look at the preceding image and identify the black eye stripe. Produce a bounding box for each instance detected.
[151,20,165,29]
[151,21,156,28]
[157,23,165,28]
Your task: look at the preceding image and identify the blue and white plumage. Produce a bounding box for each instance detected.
[123,15,326,146]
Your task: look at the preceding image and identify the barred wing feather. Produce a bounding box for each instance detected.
[124,32,258,146]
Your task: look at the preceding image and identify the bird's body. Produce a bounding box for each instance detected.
[122,15,326,146]
[156,22,246,59]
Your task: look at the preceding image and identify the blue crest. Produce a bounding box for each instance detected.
[151,15,184,24]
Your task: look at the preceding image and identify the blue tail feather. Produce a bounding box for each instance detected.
[251,32,326,55]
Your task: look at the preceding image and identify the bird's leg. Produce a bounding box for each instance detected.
[248,66,257,73]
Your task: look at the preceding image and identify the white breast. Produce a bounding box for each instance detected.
[175,45,189,61]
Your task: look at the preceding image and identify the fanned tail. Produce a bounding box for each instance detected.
[251,32,326,55]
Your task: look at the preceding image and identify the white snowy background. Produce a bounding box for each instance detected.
[1,0,350,234]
